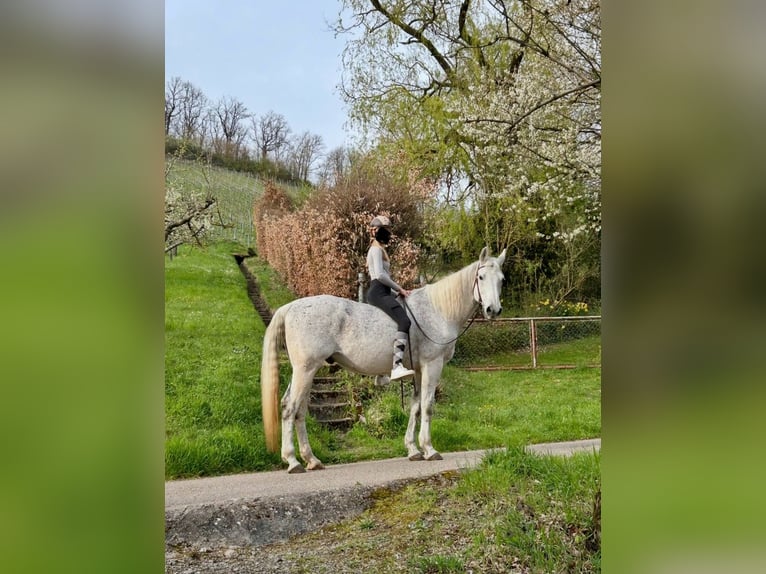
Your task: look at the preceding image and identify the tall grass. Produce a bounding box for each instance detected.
[455,447,601,572]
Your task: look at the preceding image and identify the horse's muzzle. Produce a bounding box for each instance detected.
[485,305,502,319]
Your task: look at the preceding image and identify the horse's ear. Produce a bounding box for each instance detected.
[497,248,507,267]
[479,246,489,263]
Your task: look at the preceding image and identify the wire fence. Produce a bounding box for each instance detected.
[451,316,601,370]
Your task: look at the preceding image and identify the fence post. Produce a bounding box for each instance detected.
[530,318,538,368]
[358,272,366,303]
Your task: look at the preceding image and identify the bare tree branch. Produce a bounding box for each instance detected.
[369,0,455,82]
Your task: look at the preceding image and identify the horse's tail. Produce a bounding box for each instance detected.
[261,304,288,453]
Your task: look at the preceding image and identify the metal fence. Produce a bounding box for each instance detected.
[452,316,601,370]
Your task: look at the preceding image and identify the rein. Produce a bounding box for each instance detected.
[399,264,485,347]
[401,297,479,346]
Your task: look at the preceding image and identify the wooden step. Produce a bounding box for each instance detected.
[310,401,349,412]
[309,375,354,427]
[311,388,347,396]
[312,376,340,384]
[313,416,354,428]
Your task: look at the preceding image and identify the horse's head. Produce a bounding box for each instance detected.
[475,246,507,319]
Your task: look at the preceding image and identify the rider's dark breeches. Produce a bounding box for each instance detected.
[366,280,411,333]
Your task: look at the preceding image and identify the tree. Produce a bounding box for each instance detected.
[251,111,291,161]
[316,145,356,188]
[164,157,217,254]
[164,189,216,255]
[164,76,184,135]
[334,0,601,303]
[213,96,250,158]
[288,131,325,182]
[198,107,219,152]
[165,77,209,142]
[178,81,208,143]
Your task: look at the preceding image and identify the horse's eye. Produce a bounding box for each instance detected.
[479,275,484,280]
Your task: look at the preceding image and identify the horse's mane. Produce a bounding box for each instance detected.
[423,261,478,323]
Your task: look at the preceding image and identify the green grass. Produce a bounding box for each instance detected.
[165,241,601,478]
[438,365,600,446]
[411,554,465,573]
[274,446,600,573]
[538,334,602,366]
[165,241,294,477]
[325,364,600,465]
[455,447,601,573]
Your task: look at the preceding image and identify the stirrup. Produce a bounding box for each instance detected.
[390,364,415,380]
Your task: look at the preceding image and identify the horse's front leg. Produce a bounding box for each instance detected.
[419,359,444,461]
[404,375,423,460]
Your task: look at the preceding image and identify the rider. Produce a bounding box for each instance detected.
[366,215,416,381]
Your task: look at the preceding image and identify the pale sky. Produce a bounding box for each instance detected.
[165,0,352,153]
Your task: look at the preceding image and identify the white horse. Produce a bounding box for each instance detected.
[260,246,506,473]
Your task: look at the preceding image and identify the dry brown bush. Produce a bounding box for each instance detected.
[254,154,435,299]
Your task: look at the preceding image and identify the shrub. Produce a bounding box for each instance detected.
[253,152,435,298]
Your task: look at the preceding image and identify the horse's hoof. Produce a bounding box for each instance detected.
[306,461,325,470]
[426,452,443,461]
[408,452,424,461]
[287,463,306,474]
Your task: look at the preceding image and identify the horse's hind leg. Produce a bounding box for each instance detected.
[281,390,304,473]
[281,367,317,473]
[295,395,324,470]
[405,375,424,460]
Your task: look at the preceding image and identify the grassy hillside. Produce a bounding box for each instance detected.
[164,158,310,247]
[165,241,600,478]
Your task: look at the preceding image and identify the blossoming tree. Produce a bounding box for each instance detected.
[334,0,601,304]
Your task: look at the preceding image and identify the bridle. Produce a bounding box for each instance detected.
[472,263,486,312]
